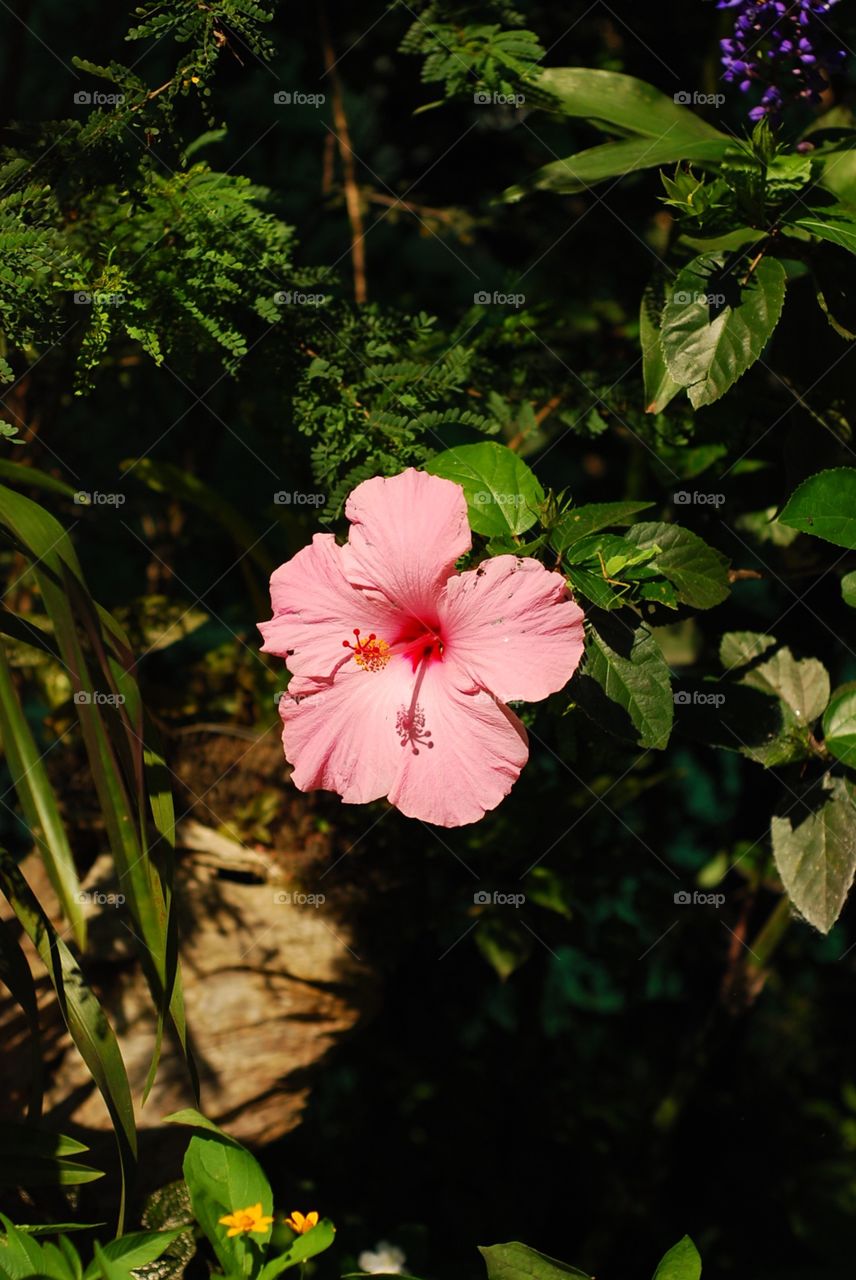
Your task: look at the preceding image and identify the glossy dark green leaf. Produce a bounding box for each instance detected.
[82,1232,184,1280]
[169,1113,273,1277]
[504,136,729,200]
[823,683,856,767]
[551,502,654,554]
[0,1121,103,1187]
[480,1242,590,1280]
[792,207,856,255]
[0,461,78,500]
[652,1236,702,1280]
[661,254,786,408]
[641,280,683,414]
[625,523,730,609]
[778,467,856,548]
[426,443,544,536]
[535,68,727,141]
[572,610,673,749]
[565,566,623,610]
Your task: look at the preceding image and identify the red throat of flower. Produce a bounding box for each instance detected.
[343,623,445,675]
[398,628,445,672]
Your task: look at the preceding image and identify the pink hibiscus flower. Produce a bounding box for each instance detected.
[258,468,585,827]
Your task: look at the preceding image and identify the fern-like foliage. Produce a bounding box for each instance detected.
[399,1,544,99]
[293,308,500,518]
[0,120,321,405]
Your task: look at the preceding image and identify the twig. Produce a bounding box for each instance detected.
[508,394,562,452]
[365,191,458,223]
[319,3,367,303]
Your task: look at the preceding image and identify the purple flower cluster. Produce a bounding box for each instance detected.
[718,0,846,121]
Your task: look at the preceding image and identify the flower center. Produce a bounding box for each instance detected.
[343,628,391,672]
[397,623,445,672]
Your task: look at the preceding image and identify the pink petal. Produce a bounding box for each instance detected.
[388,664,529,826]
[342,469,471,619]
[280,657,528,826]
[258,533,400,679]
[440,555,585,703]
[281,660,415,804]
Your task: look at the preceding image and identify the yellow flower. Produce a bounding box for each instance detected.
[218,1203,275,1238]
[285,1210,319,1235]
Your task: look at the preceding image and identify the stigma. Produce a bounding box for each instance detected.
[343,628,391,672]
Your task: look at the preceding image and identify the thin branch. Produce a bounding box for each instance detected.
[319,4,367,303]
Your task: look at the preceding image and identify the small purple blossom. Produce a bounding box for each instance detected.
[717,0,846,121]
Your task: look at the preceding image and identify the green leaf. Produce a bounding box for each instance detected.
[572,610,674,749]
[0,462,77,500]
[0,645,86,948]
[0,929,43,1120]
[535,68,727,142]
[342,1275,424,1280]
[0,1125,88,1162]
[178,1124,273,1277]
[652,1236,702,1280]
[0,609,60,660]
[82,1232,183,1280]
[766,152,814,199]
[12,1226,102,1236]
[709,632,828,762]
[625,523,730,609]
[479,1242,590,1280]
[641,281,683,414]
[737,647,830,725]
[772,777,856,933]
[823,683,856,767]
[163,1108,233,1138]
[660,254,786,408]
[551,502,654,554]
[719,631,777,672]
[90,1242,127,1280]
[792,207,856,255]
[842,571,856,606]
[778,467,856,548]
[0,852,136,1216]
[0,482,194,1119]
[257,1220,336,1280]
[504,136,729,200]
[474,917,533,982]
[426,443,544,536]
[0,1214,49,1279]
[562,532,656,573]
[565,566,623,610]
